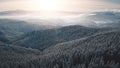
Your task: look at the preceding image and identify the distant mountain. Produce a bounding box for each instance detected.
[14,25,119,50]
[0,19,41,32]
[0,19,55,43]
[87,11,120,28]
[0,10,28,16]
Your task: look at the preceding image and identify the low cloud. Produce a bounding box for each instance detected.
[0,10,120,27]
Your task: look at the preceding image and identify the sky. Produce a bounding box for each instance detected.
[0,0,120,12]
[0,0,120,26]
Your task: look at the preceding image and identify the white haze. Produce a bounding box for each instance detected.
[0,10,120,27]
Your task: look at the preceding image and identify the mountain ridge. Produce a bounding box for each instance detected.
[13,25,119,50]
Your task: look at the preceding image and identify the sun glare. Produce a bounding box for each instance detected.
[32,0,60,11]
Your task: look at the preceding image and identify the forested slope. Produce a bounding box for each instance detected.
[0,28,120,68]
[14,25,118,50]
[0,44,41,68]
[31,30,120,68]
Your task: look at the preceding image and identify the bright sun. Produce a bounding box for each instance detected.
[32,0,60,11]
